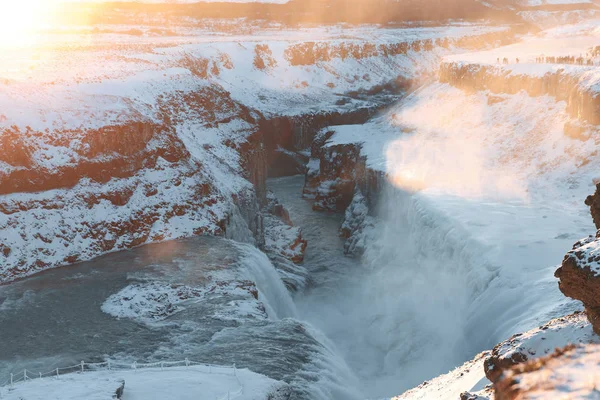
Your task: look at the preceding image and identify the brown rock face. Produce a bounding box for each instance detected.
[439,61,600,125]
[555,234,600,335]
[494,345,577,400]
[484,339,528,383]
[585,183,600,230]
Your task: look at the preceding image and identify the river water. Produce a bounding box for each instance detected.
[0,173,584,399]
[0,179,362,399]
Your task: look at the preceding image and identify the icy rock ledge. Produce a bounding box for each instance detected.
[556,236,600,329]
[495,343,600,400]
[483,311,599,383]
[101,281,267,324]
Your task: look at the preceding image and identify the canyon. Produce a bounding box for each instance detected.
[3,1,600,399]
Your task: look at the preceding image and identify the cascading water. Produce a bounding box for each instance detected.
[235,242,298,319]
[264,71,600,399]
[270,176,494,397]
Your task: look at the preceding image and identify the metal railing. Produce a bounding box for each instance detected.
[1,359,243,400]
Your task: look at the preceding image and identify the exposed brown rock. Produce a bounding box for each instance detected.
[483,311,597,383]
[484,338,528,383]
[555,234,600,335]
[494,344,577,400]
[493,344,600,400]
[585,183,600,230]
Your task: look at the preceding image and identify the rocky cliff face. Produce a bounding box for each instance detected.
[304,129,386,212]
[439,61,600,127]
[555,233,600,336]
[585,183,600,230]
[0,85,262,282]
[552,185,600,336]
[0,19,513,281]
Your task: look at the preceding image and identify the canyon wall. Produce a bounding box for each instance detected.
[0,22,515,281]
[439,61,600,128]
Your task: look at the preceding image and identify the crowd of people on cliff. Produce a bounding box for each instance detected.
[535,55,594,66]
[496,55,596,66]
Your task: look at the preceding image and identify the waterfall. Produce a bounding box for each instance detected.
[316,184,498,395]
[234,243,298,320]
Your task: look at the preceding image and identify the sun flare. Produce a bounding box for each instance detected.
[0,0,62,46]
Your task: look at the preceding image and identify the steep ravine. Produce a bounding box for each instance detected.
[6,21,600,400]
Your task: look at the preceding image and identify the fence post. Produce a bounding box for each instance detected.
[39,372,42,379]
[133,361,137,372]
[233,363,236,377]
[23,370,27,381]
[81,361,85,373]
[185,358,189,368]
[56,368,59,379]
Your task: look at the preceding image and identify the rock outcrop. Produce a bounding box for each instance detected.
[339,190,376,256]
[304,128,385,213]
[483,311,597,383]
[494,343,600,400]
[555,185,600,335]
[260,193,309,291]
[439,61,600,126]
[585,183,600,230]
[555,233,600,335]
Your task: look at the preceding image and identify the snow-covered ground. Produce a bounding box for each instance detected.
[443,20,600,86]
[0,18,511,282]
[494,343,600,398]
[0,365,282,400]
[392,313,599,399]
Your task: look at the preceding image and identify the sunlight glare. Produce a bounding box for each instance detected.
[0,0,62,47]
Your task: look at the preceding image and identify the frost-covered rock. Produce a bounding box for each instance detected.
[102,280,267,323]
[261,192,309,290]
[397,312,599,399]
[555,233,600,335]
[484,311,599,383]
[394,351,493,400]
[494,343,600,400]
[340,190,377,256]
[307,130,362,212]
[586,183,600,230]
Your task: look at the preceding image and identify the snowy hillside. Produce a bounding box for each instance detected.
[0,21,511,282]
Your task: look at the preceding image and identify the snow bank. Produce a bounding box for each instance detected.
[393,351,492,400]
[102,280,267,323]
[0,366,282,400]
[495,343,600,399]
[484,312,599,381]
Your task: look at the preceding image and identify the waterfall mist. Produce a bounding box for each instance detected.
[282,79,596,398]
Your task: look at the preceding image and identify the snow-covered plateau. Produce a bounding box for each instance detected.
[4,3,600,400]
